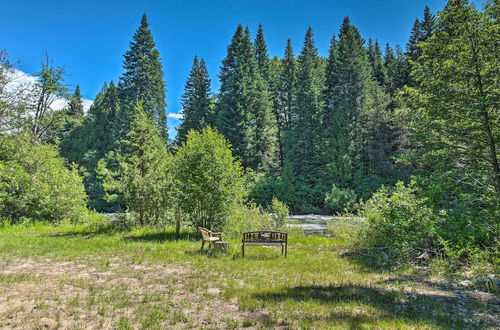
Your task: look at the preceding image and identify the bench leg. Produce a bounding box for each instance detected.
[285,244,287,258]
[242,244,245,258]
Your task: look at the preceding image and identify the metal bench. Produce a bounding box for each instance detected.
[241,231,288,258]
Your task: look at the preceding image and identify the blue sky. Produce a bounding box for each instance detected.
[1,0,445,139]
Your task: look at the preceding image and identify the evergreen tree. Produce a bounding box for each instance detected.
[367,39,387,87]
[273,39,296,169]
[176,56,213,144]
[406,6,437,85]
[284,27,325,210]
[60,85,84,142]
[61,81,121,211]
[118,14,167,140]
[324,17,397,199]
[254,24,270,81]
[216,25,277,172]
[67,85,84,117]
[98,101,175,226]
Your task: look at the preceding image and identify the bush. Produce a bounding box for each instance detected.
[363,180,437,262]
[0,134,89,224]
[223,204,274,239]
[269,198,289,229]
[327,216,367,247]
[324,184,358,213]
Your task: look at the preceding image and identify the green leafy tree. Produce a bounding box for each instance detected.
[174,127,246,230]
[118,14,167,140]
[28,55,68,143]
[0,134,88,224]
[98,101,174,226]
[403,0,500,197]
[176,56,213,144]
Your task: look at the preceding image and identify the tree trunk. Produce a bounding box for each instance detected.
[175,209,181,239]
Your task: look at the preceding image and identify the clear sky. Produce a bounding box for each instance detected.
[1,0,446,138]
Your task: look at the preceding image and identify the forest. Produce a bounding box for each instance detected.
[0,1,499,326]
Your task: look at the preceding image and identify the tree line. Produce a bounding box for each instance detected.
[1,1,498,262]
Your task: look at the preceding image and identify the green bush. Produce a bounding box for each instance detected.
[0,134,89,224]
[324,184,358,213]
[269,197,289,229]
[223,204,274,239]
[363,181,437,261]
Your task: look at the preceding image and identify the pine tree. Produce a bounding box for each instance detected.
[284,27,325,210]
[62,81,121,211]
[99,101,175,226]
[406,6,437,85]
[118,14,167,140]
[367,39,387,87]
[324,17,398,199]
[216,25,277,172]
[67,85,84,117]
[272,39,297,169]
[254,24,270,81]
[176,56,213,144]
[60,85,84,142]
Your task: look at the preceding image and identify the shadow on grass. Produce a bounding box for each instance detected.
[340,248,394,273]
[123,231,198,243]
[252,284,473,328]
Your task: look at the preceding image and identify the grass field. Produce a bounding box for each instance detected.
[0,223,498,329]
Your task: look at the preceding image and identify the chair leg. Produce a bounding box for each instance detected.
[200,241,205,252]
[242,244,245,258]
[285,244,287,258]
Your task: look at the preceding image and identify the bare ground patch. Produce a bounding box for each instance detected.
[0,258,268,329]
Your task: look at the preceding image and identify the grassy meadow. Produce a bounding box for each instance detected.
[0,223,498,329]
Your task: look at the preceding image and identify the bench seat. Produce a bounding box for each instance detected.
[242,242,284,246]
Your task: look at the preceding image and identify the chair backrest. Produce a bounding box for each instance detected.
[198,228,210,241]
[242,231,287,243]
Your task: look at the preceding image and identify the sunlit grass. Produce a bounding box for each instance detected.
[0,223,492,329]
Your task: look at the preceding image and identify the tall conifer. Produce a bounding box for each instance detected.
[216,25,277,171]
[176,56,213,144]
[119,14,167,140]
[284,28,325,209]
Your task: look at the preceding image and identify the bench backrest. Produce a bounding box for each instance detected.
[242,231,287,243]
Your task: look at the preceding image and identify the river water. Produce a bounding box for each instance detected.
[285,214,364,235]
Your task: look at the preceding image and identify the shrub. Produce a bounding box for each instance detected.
[269,198,289,229]
[363,180,437,261]
[324,184,357,213]
[224,204,274,239]
[0,134,89,224]
[327,216,367,247]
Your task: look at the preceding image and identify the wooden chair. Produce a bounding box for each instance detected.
[198,227,222,252]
